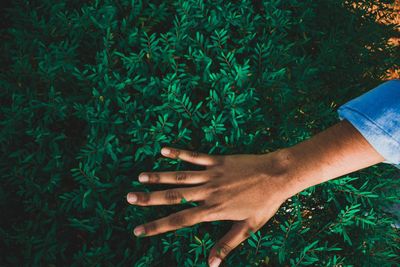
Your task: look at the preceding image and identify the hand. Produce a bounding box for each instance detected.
[127,146,294,267]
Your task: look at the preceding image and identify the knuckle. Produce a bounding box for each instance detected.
[144,222,156,233]
[175,172,187,183]
[170,148,180,158]
[165,190,183,204]
[169,213,188,227]
[189,151,200,158]
[210,170,223,179]
[203,184,216,197]
[150,173,161,183]
[209,185,222,196]
[213,155,225,166]
[139,192,151,204]
[216,242,233,258]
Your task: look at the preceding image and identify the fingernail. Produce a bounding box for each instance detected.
[134,226,145,236]
[127,193,137,203]
[161,148,170,155]
[209,257,221,267]
[138,174,149,182]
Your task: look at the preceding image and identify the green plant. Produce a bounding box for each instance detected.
[1,0,399,266]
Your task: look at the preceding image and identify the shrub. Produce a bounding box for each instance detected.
[0,0,399,266]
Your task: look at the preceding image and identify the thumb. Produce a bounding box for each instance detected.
[208,221,252,267]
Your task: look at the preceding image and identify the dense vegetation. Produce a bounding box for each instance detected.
[1,0,399,266]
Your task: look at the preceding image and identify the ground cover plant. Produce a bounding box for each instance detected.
[0,0,399,266]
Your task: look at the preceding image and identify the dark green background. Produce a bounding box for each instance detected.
[1,0,399,266]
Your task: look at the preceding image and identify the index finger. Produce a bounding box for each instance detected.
[161,147,223,167]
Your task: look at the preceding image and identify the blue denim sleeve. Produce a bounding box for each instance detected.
[337,79,400,169]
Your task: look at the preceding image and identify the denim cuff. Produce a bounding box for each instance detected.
[337,80,400,169]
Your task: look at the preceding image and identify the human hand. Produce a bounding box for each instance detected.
[127,147,294,267]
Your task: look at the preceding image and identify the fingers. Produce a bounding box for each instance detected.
[138,170,221,185]
[132,205,210,237]
[208,221,254,267]
[127,185,207,206]
[161,147,223,167]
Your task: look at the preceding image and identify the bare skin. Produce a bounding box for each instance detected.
[127,120,384,267]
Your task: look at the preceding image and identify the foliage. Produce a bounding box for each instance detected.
[0,0,399,266]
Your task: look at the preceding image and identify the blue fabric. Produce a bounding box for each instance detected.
[337,79,400,169]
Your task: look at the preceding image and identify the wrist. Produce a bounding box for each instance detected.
[257,148,304,199]
[278,146,316,197]
[262,120,385,200]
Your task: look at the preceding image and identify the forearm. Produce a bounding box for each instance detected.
[275,120,385,197]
